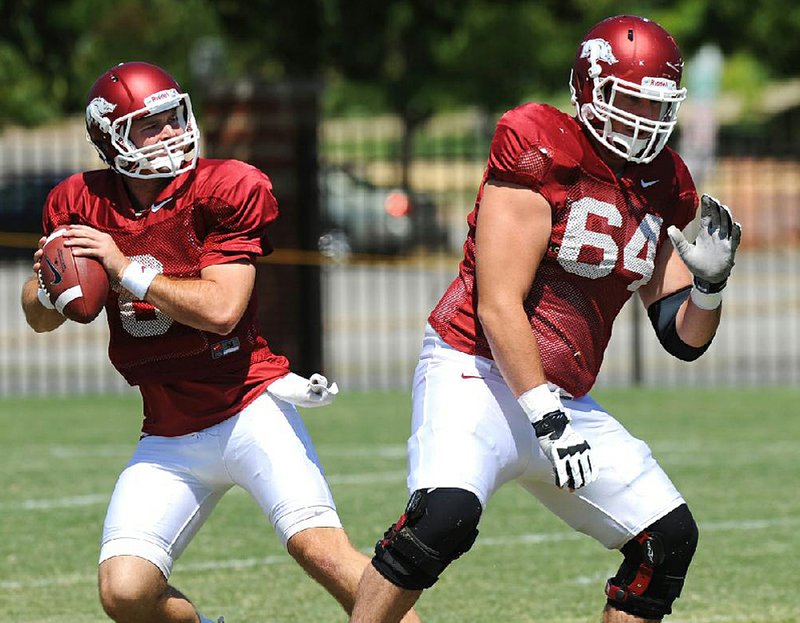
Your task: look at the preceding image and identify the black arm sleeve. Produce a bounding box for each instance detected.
[646,286,713,362]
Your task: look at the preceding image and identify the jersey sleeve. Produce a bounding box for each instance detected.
[41,173,91,234]
[199,171,279,269]
[673,188,698,230]
[42,189,65,234]
[486,106,554,194]
[670,154,700,230]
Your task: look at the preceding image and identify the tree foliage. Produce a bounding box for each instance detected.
[0,0,798,130]
[0,0,220,127]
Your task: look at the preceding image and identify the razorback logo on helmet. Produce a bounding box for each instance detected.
[87,97,117,132]
[580,38,619,67]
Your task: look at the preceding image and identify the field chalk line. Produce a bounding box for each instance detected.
[1,516,797,592]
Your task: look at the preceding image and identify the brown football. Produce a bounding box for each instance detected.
[40,228,109,324]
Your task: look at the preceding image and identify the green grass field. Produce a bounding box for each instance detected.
[1,388,798,622]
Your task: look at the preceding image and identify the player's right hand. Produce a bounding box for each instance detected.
[533,410,596,490]
[32,236,46,275]
[268,372,339,408]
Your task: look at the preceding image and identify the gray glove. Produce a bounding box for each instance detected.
[667,194,742,294]
[267,372,339,408]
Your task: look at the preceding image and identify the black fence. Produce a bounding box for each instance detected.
[1,109,798,395]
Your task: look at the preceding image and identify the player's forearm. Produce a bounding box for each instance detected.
[141,275,246,335]
[20,277,67,333]
[478,302,547,397]
[675,298,722,347]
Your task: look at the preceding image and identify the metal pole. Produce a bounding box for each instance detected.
[631,293,643,385]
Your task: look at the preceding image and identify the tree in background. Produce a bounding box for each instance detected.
[322,1,606,189]
[0,0,220,129]
[0,0,82,125]
[2,0,799,135]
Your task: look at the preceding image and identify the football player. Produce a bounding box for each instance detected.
[350,15,741,623]
[20,62,420,623]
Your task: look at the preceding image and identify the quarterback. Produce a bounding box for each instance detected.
[20,62,420,623]
[351,15,741,623]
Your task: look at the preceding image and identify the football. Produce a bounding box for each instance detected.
[40,228,109,324]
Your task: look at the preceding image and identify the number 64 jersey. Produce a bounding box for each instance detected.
[429,103,698,398]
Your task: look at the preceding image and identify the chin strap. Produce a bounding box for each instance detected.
[609,131,649,159]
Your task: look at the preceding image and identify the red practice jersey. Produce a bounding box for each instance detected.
[429,104,698,397]
[43,158,290,435]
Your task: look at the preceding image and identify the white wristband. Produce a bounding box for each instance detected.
[120,261,158,300]
[690,286,722,311]
[517,383,563,424]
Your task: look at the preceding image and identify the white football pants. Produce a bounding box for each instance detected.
[408,325,685,549]
[99,391,341,579]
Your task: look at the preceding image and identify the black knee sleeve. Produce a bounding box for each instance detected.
[372,488,482,590]
[606,504,699,619]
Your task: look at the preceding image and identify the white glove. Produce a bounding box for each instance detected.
[267,372,339,408]
[518,384,596,490]
[668,194,742,298]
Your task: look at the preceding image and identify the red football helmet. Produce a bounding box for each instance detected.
[85,62,200,178]
[569,16,686,164]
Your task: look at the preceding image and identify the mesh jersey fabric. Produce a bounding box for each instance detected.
[429,103,697,397]
[43,158,290,435]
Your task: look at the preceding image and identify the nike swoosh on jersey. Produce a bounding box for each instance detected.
[640,179,660,188]
[150,197,173,212]
[44,256,63,285]
[460,373,485,380]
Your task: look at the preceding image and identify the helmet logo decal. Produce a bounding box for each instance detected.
[144,89,180,113]
[87,97,117,132]
[580,38,618,78]
[642,77,677,90]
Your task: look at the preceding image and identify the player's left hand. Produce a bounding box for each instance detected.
[534,411,596,490]
[667,194,742,293]
[267,372,339,408]
[62,224,129,281]
[518,384,596,490]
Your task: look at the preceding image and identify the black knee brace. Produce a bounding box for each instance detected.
[372,488,482,590]
[606,504,699,619]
